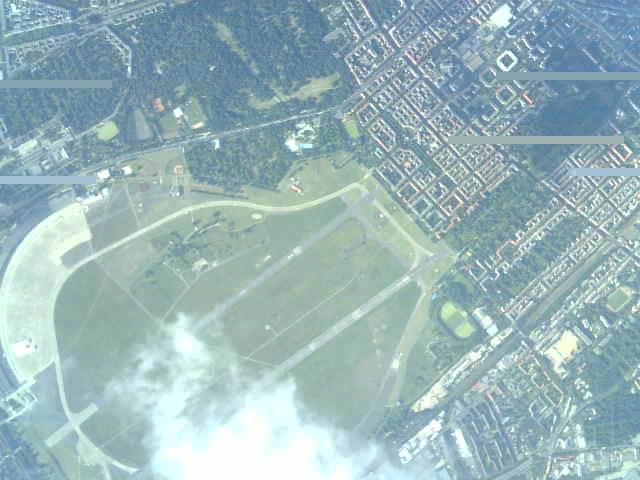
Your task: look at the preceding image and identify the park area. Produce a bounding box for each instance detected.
[96,121,119,141]
[54,194,421,467]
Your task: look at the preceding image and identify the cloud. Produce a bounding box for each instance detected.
[106,313,420,480]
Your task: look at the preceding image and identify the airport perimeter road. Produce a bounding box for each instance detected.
[258,256,437,388]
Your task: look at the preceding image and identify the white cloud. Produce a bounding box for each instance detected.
[106,313,426,480]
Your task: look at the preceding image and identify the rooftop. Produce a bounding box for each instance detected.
[489,4,513,29]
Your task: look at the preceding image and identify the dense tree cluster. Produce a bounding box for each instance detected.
[1,0,349,142]
[494,215,589,296]
[0,35,126,136]
[576,321,640,429]
[185,125,295,192]
[314,114,352,154]
[210,0,339,94]
[585,391,640,446]
[117,0,348,131]
[0,0,357,212]
[445,172,553,257]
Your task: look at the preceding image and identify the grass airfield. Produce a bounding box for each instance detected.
[54,184,423,467]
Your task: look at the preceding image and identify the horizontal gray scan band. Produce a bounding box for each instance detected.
[497,72,640,81]
[445,136,625,145]
[568,168,640,176]
[0,176,97,184]
[0,80,112,89]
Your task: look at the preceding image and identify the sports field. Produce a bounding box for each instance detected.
[248,74,340,110]
[607,286,634,312]
[440,300,476,339]
[54,195,419,467]
[343,117,361,139]
[96,121,120,141]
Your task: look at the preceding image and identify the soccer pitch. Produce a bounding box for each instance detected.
[440,300,476,339]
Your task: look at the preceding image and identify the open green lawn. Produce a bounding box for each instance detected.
[54,261,157,466]
[223,217,408,365]
[239,150,365,206]
[292,281,421,430]
[440,300,476,339]
[158,112,180,139]
[248,74,340,110]
[607,286,633,312]
[125,147,185,178]
[55,195,415,467]
[130,263,187,318]
[48,432,106,480]
[86,185,139,251]
[343,116,361,139]
[95,121,119,141]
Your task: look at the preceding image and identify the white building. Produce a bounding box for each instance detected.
[453,428,473,458]
[97,169,111,181]
[489,4,514,29]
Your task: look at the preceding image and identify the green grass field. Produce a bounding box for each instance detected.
[343,117,361,139]
[292,281,421,430]
[440,301,476,339]
[86,185,140,251]
[96,121,120,141]
[607,286,633,312]
[48,432,106,480]
[54,194,418,466]
[223,218,408,365]
[240,151,365,206]
[126,147,185,178]
[248,74,340,110]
